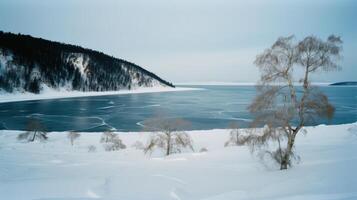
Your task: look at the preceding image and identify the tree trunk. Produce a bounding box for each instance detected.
[280,153,289,170]
[166,142,170,156]
[166,135,171,156]
[280,132,297,170]
[31,131,37,142]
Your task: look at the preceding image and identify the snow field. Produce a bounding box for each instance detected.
[0,123,356,200]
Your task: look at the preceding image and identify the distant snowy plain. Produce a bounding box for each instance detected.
[0,123,356,200]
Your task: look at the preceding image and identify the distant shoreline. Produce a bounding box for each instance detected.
[0,87,203,104]
[329,81,357,86]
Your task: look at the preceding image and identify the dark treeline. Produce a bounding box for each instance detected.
[0,31,174,93]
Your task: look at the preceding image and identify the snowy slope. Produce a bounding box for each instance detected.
[0,123,356,200]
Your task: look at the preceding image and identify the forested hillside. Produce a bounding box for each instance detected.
[0,31,174,93]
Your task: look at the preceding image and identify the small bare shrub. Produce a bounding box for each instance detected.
[104,137,126,151]
[88,145,96,152]
[348,125,357,137]
[143,117,194,156]
[67,131,80,146]
[199,147,208,152]
[144,131,194,155]
[131,141,145,150]
[224,123,246,147]
[17,117,47,142]
[100,131,117,143]
[100,131,126,151]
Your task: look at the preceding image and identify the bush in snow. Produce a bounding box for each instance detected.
[199,147,208,152]
[103,137,126,151]
[17,117,47,142]
[100,131,126,151]
[67,131,80,146]
[88,145,96,152]
[143,116,194,156]
[100,131,117,143]
[131,141,145,150]
[348,125,357,136]
[224,123,246,147]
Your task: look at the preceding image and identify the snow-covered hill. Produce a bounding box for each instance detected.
[0,31,174,94]
[0,123,356,199]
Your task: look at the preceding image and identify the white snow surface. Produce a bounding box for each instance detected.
[0,122,356,200]
[0,86,203,104]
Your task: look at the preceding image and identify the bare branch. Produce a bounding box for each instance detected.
[247,35,341,170]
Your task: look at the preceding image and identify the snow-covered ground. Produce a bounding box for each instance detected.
[0,122,356,200]
[0,86,203,104]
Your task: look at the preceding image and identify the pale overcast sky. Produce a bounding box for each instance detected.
[0,0,356,83]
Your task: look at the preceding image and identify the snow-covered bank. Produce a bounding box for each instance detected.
[0,122,356,200]
[0,86,203,104]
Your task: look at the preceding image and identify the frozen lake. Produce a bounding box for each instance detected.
[0,85,356,132]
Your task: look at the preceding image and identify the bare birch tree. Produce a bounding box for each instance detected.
[67,131,80,146]
[247,35,342,170]
[143,116,194,156]
[17,117,48,142]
